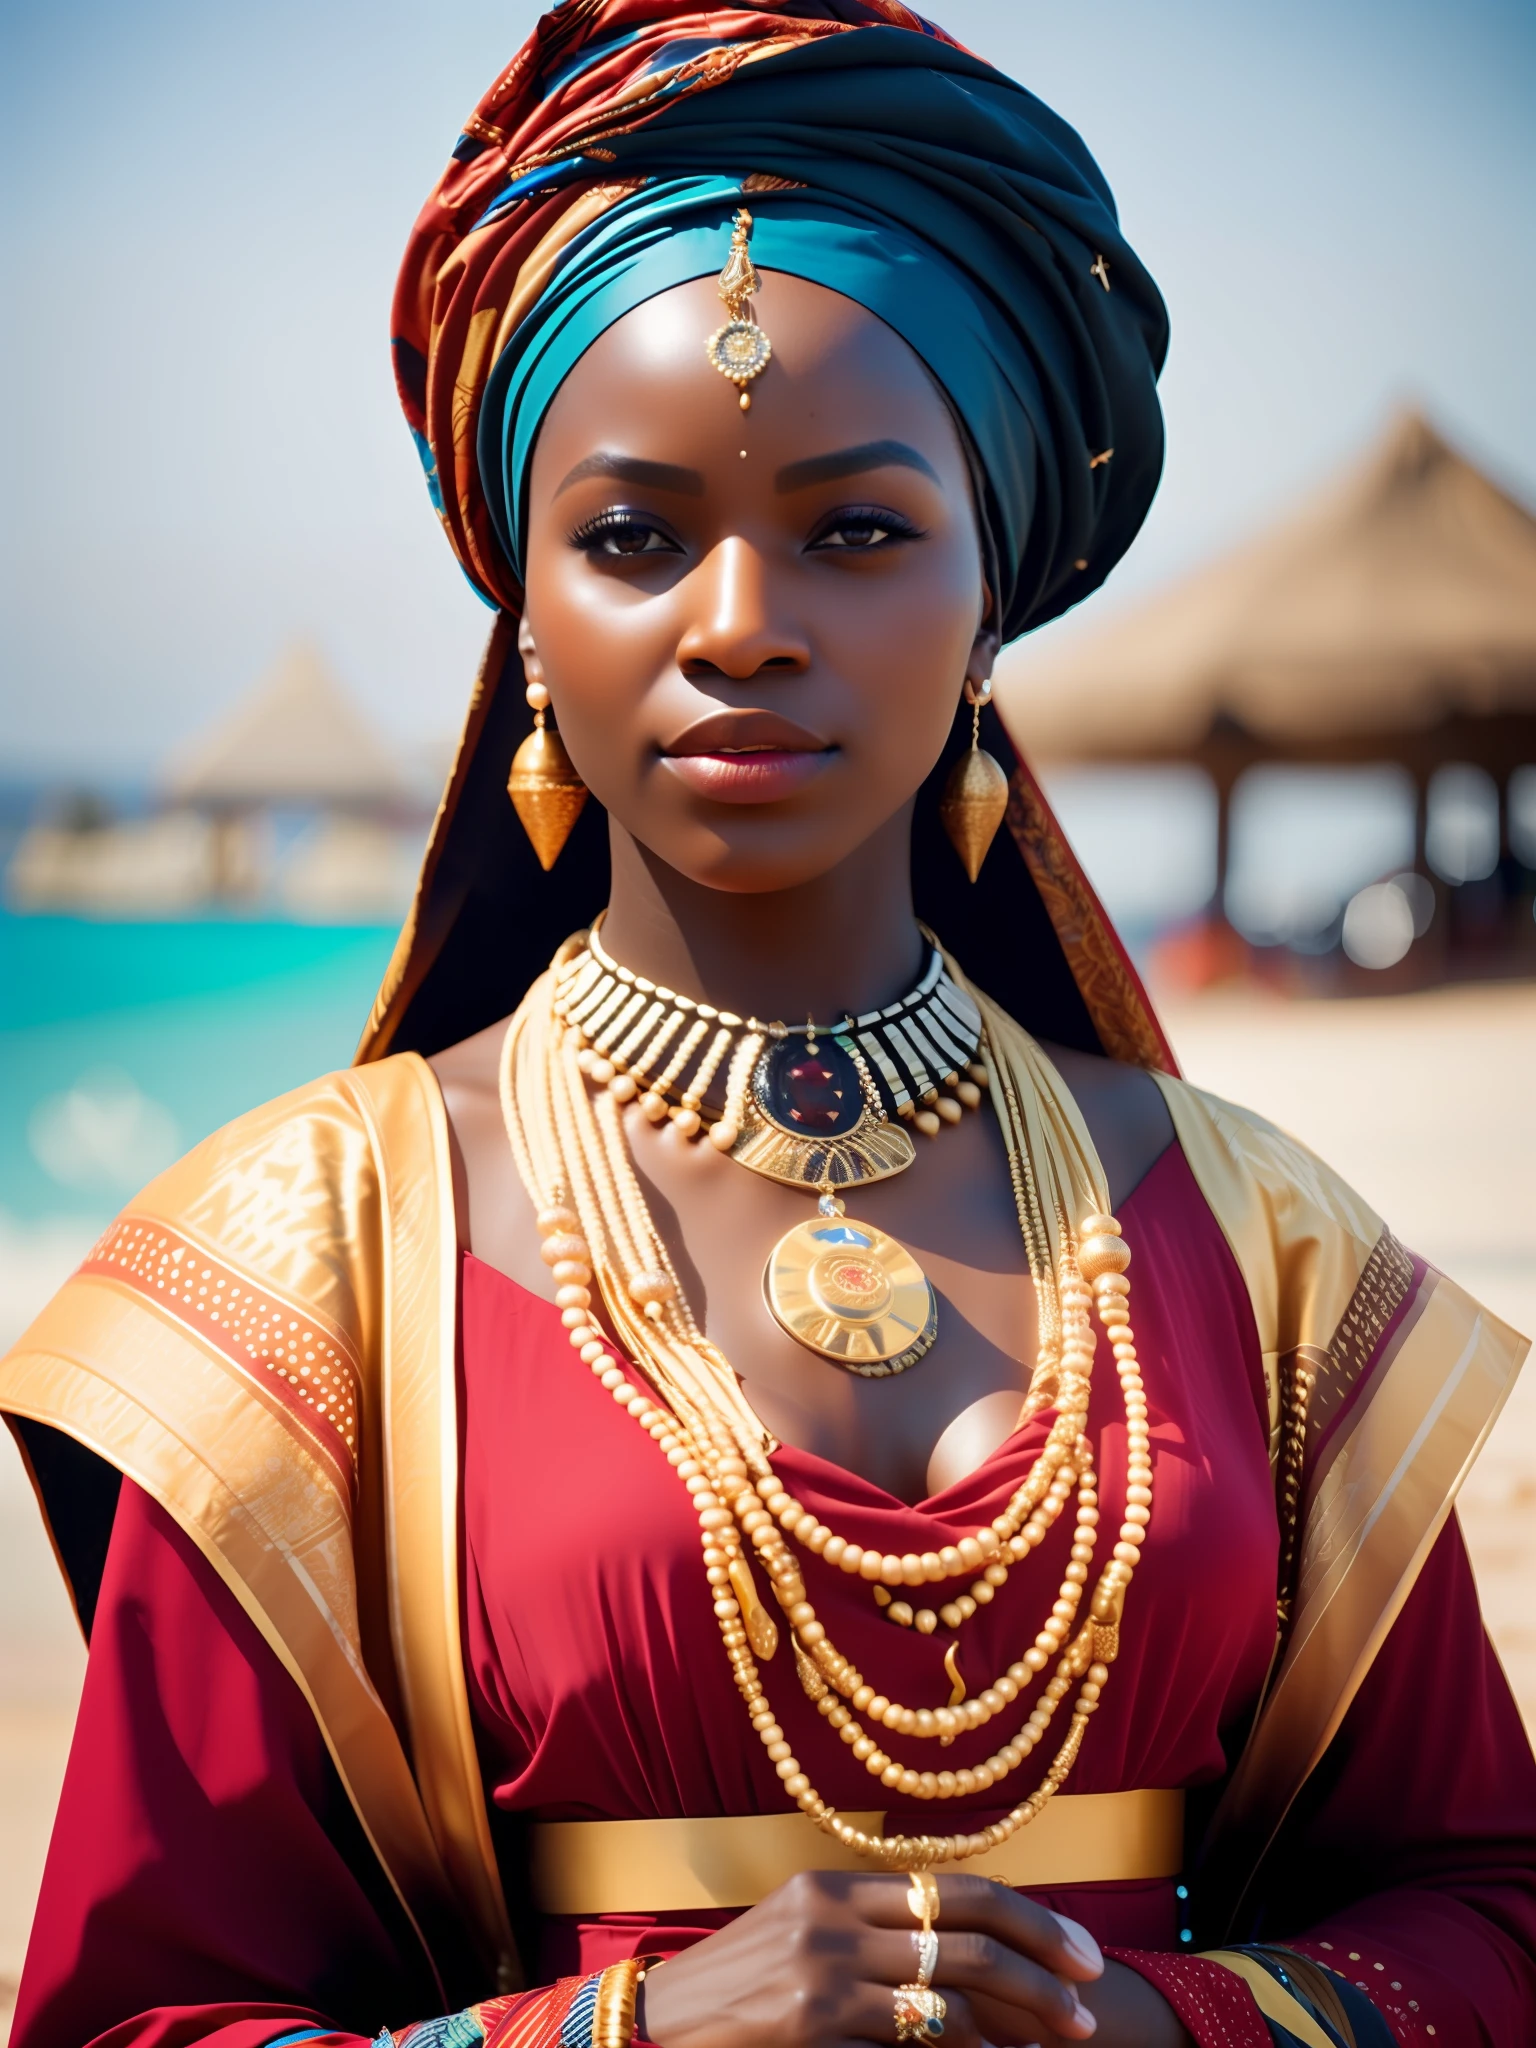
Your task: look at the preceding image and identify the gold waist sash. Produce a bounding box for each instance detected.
[530,1789,1185,1915]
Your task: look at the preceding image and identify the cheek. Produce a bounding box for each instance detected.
[520,544,671,763]
[814,538,981,739]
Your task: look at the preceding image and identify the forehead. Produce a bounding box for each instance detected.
[529,271,970,490]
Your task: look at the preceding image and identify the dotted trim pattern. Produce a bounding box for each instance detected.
[81,1216,360,1500]
[1304,1937,1437,2045]
[1106,1950,1270,2048]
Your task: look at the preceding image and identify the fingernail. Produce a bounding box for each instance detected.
[1053,1912,1103,1974]
[1071,1995,1097,2035]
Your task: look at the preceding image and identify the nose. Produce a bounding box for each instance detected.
[674,536,810,681]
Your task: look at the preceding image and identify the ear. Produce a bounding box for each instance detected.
[965,577,999,698]
[517,611,545,687]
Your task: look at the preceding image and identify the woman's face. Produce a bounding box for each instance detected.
[521,271,995,895]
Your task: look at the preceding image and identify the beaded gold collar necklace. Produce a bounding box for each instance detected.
[554,923,988,1375]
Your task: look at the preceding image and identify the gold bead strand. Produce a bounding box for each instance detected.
[500,974,612,1374]
[726,1453,1097,1745]
[651,1019,711,1132]
[735,1450,1102,1774]
[709,1028,764,1153]
[1077,1212,1147,1676]
[605,1005,683,1098]
[674,1023,735,1138]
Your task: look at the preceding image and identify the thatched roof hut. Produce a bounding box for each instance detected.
[996,411,1536,896]
[165,643,407,812]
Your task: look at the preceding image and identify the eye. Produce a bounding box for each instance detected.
[570,509,682,556]
[809,505,923,552]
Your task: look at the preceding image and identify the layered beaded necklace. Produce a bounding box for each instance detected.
[501,933,1153,1872]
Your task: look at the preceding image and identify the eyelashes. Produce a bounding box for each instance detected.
[566,503,927,555]
[568,509,681,556]
[807,504,924,550]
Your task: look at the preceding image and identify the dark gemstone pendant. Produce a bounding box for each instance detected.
[755,1035,864,1138]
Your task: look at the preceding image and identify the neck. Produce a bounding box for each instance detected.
[599,808,927,1023]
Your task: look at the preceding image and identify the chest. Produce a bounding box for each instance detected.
[459,1221,1280,1807]
[629,1097,1039,1500]
[461,1069,1043,1500]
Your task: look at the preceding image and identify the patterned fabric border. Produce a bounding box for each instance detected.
[1273,1232,1420,1625]
[1005,769,1175,1073]
[386,1972,590,2048]
[1114,1944,1400,2047]
[1107,1950,1271,2048]
[1293,1935,1437,2047]
[80,1216,360,1504]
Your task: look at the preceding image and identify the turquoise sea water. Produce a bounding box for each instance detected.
[0,911,398,1234]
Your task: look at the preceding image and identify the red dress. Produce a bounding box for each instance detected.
[14,1147,1536,2047]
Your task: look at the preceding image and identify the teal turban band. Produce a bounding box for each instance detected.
[472,28,1167,643]
[480,175,1042,604]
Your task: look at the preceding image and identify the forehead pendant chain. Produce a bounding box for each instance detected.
[705,207,773,410]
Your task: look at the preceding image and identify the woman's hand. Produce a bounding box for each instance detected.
[637,1870,1115,2048]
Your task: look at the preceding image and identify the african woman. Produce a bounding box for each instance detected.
[4,6,1532,2047]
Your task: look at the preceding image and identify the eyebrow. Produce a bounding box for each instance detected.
[774,440,941,494]
[555,452,705,497]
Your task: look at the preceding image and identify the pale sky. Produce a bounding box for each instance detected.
[2,0,1533,777]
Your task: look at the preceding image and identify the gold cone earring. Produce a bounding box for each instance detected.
[938,680,1010,882]
[508,679,588,870]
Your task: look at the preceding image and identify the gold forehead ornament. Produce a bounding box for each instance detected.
[705,207,772,410]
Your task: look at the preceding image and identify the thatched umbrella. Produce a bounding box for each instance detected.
[995,410,1536,902]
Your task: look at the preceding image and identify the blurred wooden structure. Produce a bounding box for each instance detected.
[997,411,1536,943]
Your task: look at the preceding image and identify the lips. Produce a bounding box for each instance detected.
[661,708,835,805]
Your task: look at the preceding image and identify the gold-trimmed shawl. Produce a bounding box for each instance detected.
[1,1056,1525,1984]
[1157,1075,1529,1927]
[0,1055,517,1998]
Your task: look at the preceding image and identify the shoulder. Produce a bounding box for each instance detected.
[61,1053,453,1363]
[1151,1073,1384,1249]
[427,1015,548,1289]
[427,1015,506,1119]
[1037,1038,1175,1210]
[141,1053,441,1219]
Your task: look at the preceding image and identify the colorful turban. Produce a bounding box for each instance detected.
[368,0,1176,1077]
[393,0,1168,643]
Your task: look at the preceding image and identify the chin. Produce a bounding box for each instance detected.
[660,821,866,897]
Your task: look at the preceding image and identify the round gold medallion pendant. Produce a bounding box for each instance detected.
[764,1210,937,1377]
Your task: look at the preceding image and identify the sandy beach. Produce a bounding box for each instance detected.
[1,980,1531,2036]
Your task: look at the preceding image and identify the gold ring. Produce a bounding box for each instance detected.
[905,1869,940,1932]
[894,1984,947,2041]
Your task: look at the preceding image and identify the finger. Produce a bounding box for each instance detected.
[1047,1911,1105,1984]
[845,1979,982,2048]
[853,1873,1104,1982]
[863,1929,1095,2040]
[972,1984,1096,2044]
